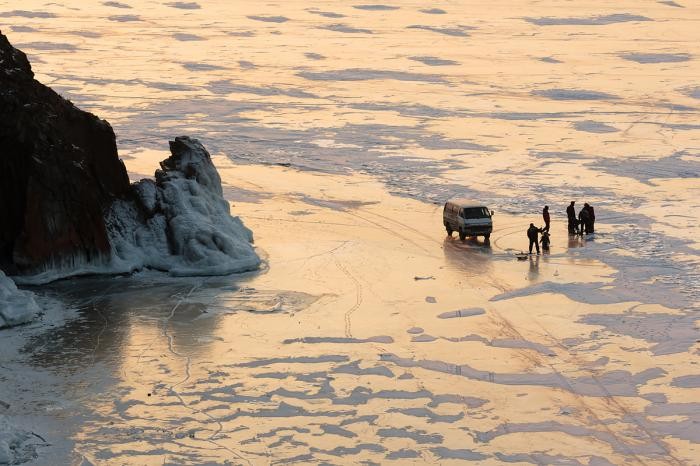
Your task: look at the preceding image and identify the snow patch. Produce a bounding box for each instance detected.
[0,416,36,464]
[0,271,39,328]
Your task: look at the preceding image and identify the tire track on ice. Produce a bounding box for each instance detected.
[333,252,363,339]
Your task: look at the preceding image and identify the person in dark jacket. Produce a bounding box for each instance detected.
[578,205,590,235]
[542,205,550,232]
[540,230,550,252]
[527,223,542,254]
[566,201,577,234]
[586,203,595,233]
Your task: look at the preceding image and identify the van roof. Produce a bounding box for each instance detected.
[446,199,488,208]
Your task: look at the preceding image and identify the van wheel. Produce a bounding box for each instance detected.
[446,225,453,236]
[459,230,466,241]
[484,233,490,240]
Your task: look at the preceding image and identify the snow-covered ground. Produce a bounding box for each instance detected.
[0,417,39,465]
[1,0,699,464]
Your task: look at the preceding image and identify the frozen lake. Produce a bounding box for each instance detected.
[1,0,699,464]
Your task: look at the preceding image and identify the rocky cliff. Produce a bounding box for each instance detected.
[0,32,259,283]
[0,31,131,274]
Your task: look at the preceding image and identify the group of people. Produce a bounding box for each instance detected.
[566,201,595,235]
[526,202,596,254]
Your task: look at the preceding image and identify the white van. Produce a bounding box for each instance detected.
[443,199,493,241]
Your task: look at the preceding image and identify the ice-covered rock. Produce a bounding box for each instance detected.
[0,416,35,464]
[1,32,259,283]
[107,136,261,276]
[0,271,39,328]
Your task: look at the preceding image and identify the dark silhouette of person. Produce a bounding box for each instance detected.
[578,205,590,235]
[527,223,542,254]
[540,230,550,252]
[566,201,577,234]
[542,205,550,232]
[586,203,595,233]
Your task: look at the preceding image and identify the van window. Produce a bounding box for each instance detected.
[461,207,490,219]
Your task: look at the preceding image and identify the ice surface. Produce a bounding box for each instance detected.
[0,271,39,328]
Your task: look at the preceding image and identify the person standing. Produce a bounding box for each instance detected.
[578,205,590,235]
[527,223,541,254]
[542,205,550,232]
[587,203,595,233]
[540,230,551,252]
[566,201,577,234]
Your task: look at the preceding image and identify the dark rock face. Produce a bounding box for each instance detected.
[0,32,131,274]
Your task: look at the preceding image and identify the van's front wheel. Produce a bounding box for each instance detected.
[459,230,467,241]
[484,233,491,240]
[446,225,453,236]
